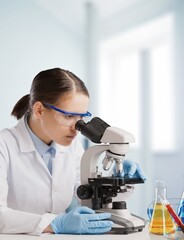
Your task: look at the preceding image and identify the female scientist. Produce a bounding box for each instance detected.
[0,68,145,235]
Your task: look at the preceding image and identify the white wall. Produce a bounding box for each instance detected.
[0,0,86,129]
[96,0,184,218]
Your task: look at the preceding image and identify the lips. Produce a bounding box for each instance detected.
[66,135,76,140]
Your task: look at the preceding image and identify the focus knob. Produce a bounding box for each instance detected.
[112,201,127,209]
[77,185,93,200]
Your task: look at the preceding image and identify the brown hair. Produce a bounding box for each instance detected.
[11,68,89,120]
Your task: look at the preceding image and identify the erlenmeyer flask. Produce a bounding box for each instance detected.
[149,180,175,235]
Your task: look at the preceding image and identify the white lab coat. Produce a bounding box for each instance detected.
[0,116,84,235]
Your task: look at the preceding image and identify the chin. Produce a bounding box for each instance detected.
[57,139,73,146]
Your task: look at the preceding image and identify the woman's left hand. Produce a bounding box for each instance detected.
[113,159,146,181]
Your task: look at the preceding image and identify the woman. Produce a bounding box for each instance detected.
[0,68,145,235]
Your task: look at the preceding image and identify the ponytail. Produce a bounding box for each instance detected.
[11,68,89,120]
[11,94,30,120]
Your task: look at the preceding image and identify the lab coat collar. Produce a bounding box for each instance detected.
[14,116,36,153]
[15,116,70,153]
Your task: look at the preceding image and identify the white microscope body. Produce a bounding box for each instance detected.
[80,126,135,185]
[75,117,145,234]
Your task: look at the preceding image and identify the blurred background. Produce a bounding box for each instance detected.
[0,0,184,219]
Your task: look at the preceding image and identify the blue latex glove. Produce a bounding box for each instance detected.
[50,206,113,234]
[66,196,81,213]
[113,159,146,180]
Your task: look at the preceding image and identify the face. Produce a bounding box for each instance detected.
[31,92,90,146]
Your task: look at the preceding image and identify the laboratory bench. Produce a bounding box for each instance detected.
[0,226,166,240]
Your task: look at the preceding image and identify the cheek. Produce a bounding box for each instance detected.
[43,121,64,137]
[52,129,73,146]
[41,117,59,136]
[41,117,57,134]
[43,121,71,145]
[40,114,73,145]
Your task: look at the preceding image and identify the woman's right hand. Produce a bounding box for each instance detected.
[50,206,113,234]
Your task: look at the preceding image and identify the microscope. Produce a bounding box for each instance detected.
[75,117,146,234]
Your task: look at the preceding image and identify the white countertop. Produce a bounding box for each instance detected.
[0,226,166,240]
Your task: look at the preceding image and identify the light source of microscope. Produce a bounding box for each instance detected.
[75,117,146,234]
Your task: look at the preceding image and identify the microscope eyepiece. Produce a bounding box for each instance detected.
[75,117,110,143]
[75,120,86,131]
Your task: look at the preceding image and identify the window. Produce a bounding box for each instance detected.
[150,43,175,151]
[99,14,175,152]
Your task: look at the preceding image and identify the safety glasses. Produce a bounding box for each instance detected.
[43,103,92,127]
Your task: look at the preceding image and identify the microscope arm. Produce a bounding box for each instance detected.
[80,144,109,185]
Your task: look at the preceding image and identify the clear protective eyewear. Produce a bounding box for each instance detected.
[44,103,92,127]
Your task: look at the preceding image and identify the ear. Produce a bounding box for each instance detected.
[32,101,44,119]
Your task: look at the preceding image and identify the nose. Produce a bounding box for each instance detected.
[70,124,77,131]
[70,118,81,131]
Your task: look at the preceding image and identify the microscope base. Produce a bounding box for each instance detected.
[97,208,146,234]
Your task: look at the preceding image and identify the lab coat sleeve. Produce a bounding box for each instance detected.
[0,206,56,235]
[0,138,56,235]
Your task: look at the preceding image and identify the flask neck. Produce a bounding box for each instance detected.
[155,187,166,203]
